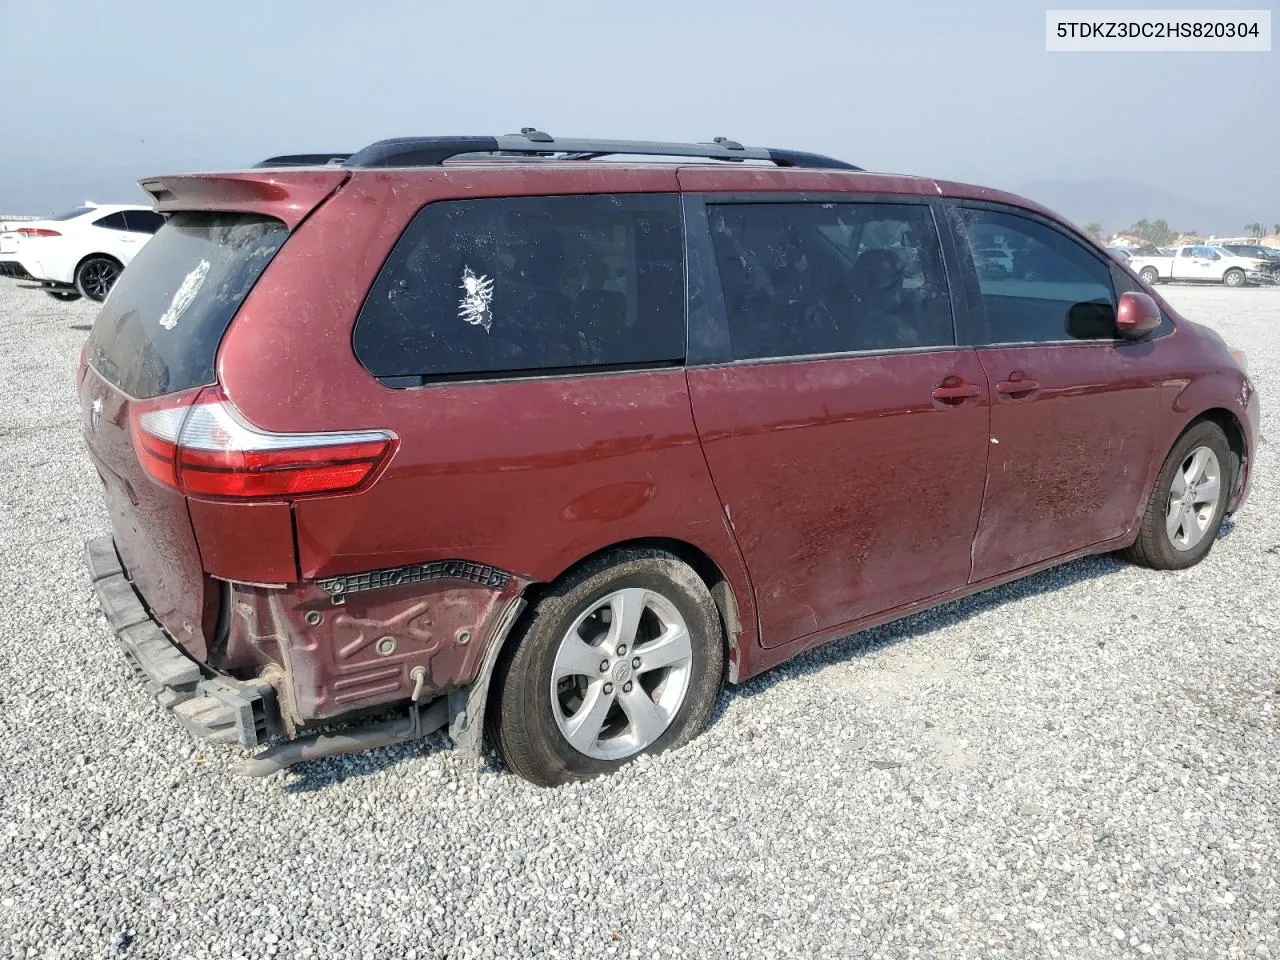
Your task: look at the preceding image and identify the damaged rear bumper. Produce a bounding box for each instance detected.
[86,535,281,748]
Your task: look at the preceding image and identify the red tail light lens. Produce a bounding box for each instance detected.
[17,228,61,238]
[130,387,396,499]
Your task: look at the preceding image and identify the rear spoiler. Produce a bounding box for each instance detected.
[137,170,350,230]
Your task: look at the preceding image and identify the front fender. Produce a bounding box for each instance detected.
[1144,366,1259,517]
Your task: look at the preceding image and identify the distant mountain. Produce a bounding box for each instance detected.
[1016,177,1253,237]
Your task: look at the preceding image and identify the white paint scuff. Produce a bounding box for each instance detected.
[458,266,495,333]
[158,259,210,330]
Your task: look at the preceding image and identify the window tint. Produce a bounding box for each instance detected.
[707,202,954,360]
[124,210,166,234]
[955,208,1115,343]
[1180,247,1196,258]
[354,194,685,380]
[94,212,130,231]
[86,213,288,399]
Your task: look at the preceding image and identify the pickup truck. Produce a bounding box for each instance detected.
[1128,244,1279,287]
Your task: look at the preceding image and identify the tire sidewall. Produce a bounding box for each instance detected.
[1145,422,1231,569]
[1223,269,1244,288]
[495,554,724,786]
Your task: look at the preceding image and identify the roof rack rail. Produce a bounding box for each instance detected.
[253,153,351,168]
[342,130,860,171]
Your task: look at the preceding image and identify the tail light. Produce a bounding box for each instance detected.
[16,228,61,238]
[130,386,396,499]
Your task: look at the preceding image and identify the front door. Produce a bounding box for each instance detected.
[685,197,991,647]
[948,204,1165,581]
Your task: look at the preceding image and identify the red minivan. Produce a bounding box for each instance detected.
[79,133,1259,786]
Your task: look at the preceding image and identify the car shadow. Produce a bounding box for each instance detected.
[69,324,92,331]
[710,551,1131,720]
[277,533,1240,791]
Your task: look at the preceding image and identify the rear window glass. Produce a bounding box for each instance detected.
[50,206,95,221]
[86,212,287,399]
[353,194,686,380]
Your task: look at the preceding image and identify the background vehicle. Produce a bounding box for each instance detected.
[1129,244,1276,287]
[1106,246,1133,261]
[80,133,1259,787]
[1210,241,1280,265]
[0,202,166,301]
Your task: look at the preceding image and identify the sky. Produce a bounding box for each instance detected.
[0,0,1276,217]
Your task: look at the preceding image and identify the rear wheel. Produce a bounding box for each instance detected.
[1223,268,1245,288]
[490,548,724,786]
[44,289,81,302]
[75,256,122,302]
[1123,421,1230,570]
[1139,266,1159,285]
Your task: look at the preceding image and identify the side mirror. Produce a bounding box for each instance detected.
[1116,291,1161,339]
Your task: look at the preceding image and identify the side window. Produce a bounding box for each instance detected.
[94,212,130,231]
[124,211,166,234]
[1180,247,1196,258]
[955,208,1115,343]
[1203,249,1221,261]
[354,194,686,380]
[706,201,954,360]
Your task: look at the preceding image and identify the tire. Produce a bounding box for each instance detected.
[1139,267,1159,285]
[489,548,725,787]
[44,290,81,302]
[1122,420,1231,570]
[1223,268,1245,288]
[74,256,122,302]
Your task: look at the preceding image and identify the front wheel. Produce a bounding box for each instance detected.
[74,256,122,302]
[1223,268,1245,288]
[1122,421,1231,570]
[490,548,725,786]
[1139,267,1159,285]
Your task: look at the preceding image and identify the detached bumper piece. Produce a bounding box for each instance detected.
[86,536,279,748]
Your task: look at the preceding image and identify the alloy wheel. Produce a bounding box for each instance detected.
[80,259,120,301]
[549,587,693,760]
[1165,445,1222,551]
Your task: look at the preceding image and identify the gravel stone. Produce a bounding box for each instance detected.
[0,282,1277,958]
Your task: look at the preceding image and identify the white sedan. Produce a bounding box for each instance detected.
[0,203,166,301]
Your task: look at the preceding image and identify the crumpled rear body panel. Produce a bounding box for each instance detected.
[223,570,529,731]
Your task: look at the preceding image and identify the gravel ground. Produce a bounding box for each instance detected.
[0,280,1277,960]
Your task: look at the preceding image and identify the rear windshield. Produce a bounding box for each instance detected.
[50,206,96,221]
[86,212,288,398]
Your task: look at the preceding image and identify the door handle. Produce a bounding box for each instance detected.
[931,381,981,405]
[995,378,1040,397]
[932,383,981,401]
